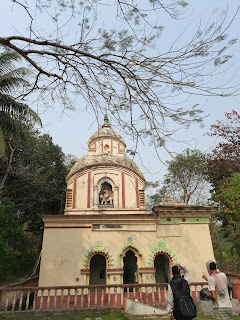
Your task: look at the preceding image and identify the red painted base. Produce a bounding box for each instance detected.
[35,290,199,310]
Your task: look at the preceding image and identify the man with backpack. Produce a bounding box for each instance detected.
[167,264,196,320]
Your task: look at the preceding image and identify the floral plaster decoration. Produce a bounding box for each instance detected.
[159,217,209,223]
[83,240,114,268]
[148,241,178,266]
[118,238,145,267]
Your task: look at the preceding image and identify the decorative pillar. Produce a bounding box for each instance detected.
[94,185,98,207]
[87,172,91,208]
[122,172,125,208]
[136,177,140,208]
[114,185,119,206]
[72,177,76,209]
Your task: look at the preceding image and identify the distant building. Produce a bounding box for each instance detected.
[39,115,216,287]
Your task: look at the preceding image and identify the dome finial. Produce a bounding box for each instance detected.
[102,114,111,128]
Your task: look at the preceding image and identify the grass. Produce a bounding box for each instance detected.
[0,311,240,320]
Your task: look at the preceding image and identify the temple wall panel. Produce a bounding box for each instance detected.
[39,221,214,287]
[75,173,88,209]
[66,167,144,211]
[164,223,214,282]
[124,174,137,208]
[112,140,119,154]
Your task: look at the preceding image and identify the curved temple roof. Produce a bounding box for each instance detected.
[66,154,145,181]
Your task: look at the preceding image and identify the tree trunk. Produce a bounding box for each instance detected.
[0,141,14,191]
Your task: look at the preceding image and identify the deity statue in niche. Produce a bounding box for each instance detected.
[99,181,114,205]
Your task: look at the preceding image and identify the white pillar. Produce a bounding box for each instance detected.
[94,185,98,207]
[114,185,119,207]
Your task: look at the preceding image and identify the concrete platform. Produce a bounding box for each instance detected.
[195,299,240,316]
[124,298,168,318]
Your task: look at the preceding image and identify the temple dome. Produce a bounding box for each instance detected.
[88,127,126,147]
[88,114,126,147]
[66,154,145,181]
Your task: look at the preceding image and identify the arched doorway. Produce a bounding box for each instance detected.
[89,254,106,285]
[123,250,138,285]
[154,254,170,283]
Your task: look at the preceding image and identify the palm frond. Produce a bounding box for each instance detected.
[0,94,42,126]
[0,73,29,94]
[0,67,29,79]
[0,49,22,75]
[0,47,42,140]
[0,111,25,135]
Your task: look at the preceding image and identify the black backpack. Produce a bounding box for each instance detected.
[170,278,196,319]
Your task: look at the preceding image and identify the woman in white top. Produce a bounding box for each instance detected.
[202,260,233,320]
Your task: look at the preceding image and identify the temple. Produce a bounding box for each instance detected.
[38,115,216,287]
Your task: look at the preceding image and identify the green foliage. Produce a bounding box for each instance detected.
[206,110,240,188]
[0,47,41,161]
[145,184,167,212]
[145,181,160,189]
[206,111,240,269]
[164,149,207,204]
[64,153,78,172]
[1,128,69,233]
[146,149,209,210]
[210,220,240,273]
[0,127,74,282]
[0,198,37,284]
[212,172,240,256]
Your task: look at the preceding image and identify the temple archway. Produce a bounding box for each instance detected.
[123,250,138,285]
[154,254,170,283]
[89,254,106,285]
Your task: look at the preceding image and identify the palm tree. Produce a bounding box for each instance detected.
[0,48,42,161]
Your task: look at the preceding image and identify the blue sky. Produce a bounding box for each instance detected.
[1,0,240,182]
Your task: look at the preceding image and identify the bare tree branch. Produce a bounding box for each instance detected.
[1,0,239,154]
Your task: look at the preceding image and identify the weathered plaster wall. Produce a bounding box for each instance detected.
[38,220,214,287]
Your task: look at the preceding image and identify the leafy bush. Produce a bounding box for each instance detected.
[0,198,37,284]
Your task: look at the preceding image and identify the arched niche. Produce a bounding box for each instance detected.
[99,180,113,204]
[89,254,106,285]
[154,253,170,283]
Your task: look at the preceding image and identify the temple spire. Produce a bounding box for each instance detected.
[102,114,111,128]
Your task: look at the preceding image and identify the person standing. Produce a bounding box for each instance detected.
[167,264,196,320]
[202,260,233,320]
